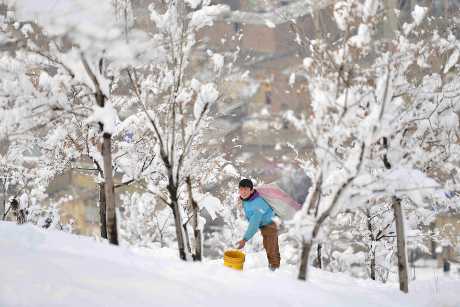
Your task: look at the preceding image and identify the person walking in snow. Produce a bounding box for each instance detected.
[236,178,281,270]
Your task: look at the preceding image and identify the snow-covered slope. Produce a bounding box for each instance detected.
[1,222,458,307]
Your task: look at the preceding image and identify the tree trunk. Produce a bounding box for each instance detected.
[393,197,409,293]
[430,222,437,259]
[307,172,322,215]
[298,239,313,280]
[168,181,187,260]
[442,246,450,273]
[165,157,187,260]
[193,226,202,261]
[1,184,8,220]
[366,208,376,280]
[0,194,5,220]
[315,243,322,269]
[171,198,187,261]
[183,222,192,255]
[102,134,118,245]
[370,245,376,280]
[98,182,107,239]
[186,176,201,261]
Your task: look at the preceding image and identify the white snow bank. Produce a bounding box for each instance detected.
[1,222,459,307]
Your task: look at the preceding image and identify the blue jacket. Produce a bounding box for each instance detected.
[242,191,274,241]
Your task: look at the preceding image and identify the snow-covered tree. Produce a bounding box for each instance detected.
[2,0,239,261]
[1,0,157,244]
[125,0,229,260]
[120,191,176,248]
[285,1,460,292]
[0,13,58,222]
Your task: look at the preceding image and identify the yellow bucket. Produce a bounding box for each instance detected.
[223,250,245,271]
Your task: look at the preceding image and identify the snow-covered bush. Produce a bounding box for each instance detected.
[120,192,176,248]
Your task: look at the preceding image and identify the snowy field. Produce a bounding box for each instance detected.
[1,221,459,307]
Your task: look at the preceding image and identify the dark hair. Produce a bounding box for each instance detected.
[239,178,253,190]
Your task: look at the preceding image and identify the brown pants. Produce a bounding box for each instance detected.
[260,223,281,269]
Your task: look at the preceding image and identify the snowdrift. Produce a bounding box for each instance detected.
[1,222,458,307]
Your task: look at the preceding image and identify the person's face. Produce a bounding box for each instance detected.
[239,186,252,199]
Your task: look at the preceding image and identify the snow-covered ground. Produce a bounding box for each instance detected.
[1,222,459,307]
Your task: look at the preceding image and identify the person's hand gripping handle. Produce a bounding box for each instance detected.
[236,239,246,249]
